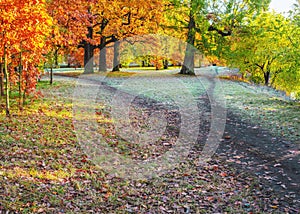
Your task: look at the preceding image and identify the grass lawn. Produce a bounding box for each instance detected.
[0,75,298,212]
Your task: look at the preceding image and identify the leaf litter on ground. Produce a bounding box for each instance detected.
[0,72,299,213]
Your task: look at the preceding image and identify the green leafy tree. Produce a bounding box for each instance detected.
[166,0,270,75]
[225,11,299,95]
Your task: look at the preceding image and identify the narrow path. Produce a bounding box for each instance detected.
[217,111,299,209]
[194,74,299,210]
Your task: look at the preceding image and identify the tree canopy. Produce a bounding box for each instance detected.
[0,0,300,115]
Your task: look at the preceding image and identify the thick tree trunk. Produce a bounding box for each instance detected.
[180,11,196,75]
[99,36,107,72]
[264,71,270,86]
[4,46,10,117]
[84,26,94,74]
[112,36,120,72]
[163,59,169,69]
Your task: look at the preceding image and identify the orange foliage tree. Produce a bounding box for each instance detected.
[46,0,91,82]
[0,0,52,116]
[82,0,164,73]
[108,0,164,71]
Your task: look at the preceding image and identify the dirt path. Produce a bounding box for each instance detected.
[46,72,299,212]
[192,75,300,211]
[217,111,299,208]
[198,72,300,210]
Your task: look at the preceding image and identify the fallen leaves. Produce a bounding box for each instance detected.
[220,172,228,177]
[224,135,231,140]
[0,80,299,213]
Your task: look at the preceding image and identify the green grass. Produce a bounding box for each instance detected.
[121,66,181,71]
[100,71,299,144]
[36,80,59,89]
[217,80,300,143]
[0,77,297,212]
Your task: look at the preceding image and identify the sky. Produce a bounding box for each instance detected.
[269,0,299,14]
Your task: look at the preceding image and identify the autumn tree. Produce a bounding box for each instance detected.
[76,0,117,73]
[0,0,52,116]
[89,0,118,72]
[112,0,163,71]
[46,0,91,80]
[88,0,164,72]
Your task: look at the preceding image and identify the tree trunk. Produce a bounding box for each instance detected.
[84,26,94,74]
[50,65,53,85]
[54,48,59,68]
[148,56,151,67]
[4,46,10,117]
[264,71,270,86]
[19,50,23,110]
[23,72,27,105]
[180,11,196,75]
[99,36,107,72]
[112,36,120,72]
[163,59,169,69]
[0,63,4,97]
